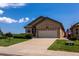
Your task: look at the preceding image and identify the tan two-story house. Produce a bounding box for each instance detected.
[24,16,65,38]
[70,22,79,38]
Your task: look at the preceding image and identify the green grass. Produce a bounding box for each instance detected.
[48,39,79,52]
[0,38,28,46]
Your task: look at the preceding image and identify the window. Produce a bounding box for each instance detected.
[32,28,36,36]
[76,29,78,34]
[27,30,30,33]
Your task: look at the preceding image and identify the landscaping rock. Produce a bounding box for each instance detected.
[65,41,74,46]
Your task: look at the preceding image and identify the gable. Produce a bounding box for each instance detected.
[36,19,60,30]
[25,16,45,27]
[24,16,65,32]
[71,22,79,29]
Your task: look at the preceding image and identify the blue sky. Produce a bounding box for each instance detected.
[0,3,79,33]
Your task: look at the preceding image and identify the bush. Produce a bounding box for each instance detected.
[5,32,13,37]
[69,37,77,41]
[13,33,32,39]
[0,36,7,39]
[25,34,32,39]
[13,34,25,39]
[69,35,77,41]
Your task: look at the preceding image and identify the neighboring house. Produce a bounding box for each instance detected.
[24,16,65,38]
[70,22,79,39]
[66,29,71,39]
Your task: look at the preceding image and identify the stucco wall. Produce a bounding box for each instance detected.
[60,28,65,38]
[36,19,60,30]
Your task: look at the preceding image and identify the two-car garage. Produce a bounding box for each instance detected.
[38,30,57,38]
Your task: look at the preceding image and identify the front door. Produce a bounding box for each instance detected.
[32,27,36,37]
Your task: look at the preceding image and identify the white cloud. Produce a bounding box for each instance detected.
[0,17,18,23]
[0,17,29,23]
[19,17,29,23]
[0,9,4,15]
[0,3,26,8]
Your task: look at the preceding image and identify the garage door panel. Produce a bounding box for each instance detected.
[38,30,57,38]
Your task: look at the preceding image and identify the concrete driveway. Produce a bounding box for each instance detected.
[0,38,79,56]
[0,38,57,56]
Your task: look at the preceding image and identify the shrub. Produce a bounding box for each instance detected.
[13,34,25,39]
[67,34,71,39]
[70,37,76,41]
[0,36,7,39]
[13,33,32,39]
[69,35,77,41]
[25,34,32,39]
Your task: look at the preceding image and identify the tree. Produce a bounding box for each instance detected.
[5,32,13,37]
[0,28,3,37]
[5,32,13,41]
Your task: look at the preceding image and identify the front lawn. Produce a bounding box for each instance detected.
[48,39,79,52]
[0,38,28,46]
